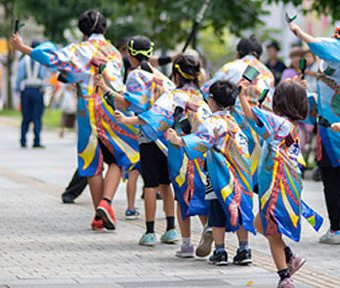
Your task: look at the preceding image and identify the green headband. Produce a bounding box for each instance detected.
[128,40,154,58]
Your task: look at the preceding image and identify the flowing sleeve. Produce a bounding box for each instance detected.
[138,90,174,141]
[308,38,340,62]
[182,117,220,161]
[123,69,150,114]
[30,41,92,84]
[246,107,291,143]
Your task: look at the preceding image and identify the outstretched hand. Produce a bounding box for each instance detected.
[166,128,183,146]
[114,111,128,124]
[94,74,109,92]
[10,34,24,50]
[238,79,251,97]
[330,123,340,133]
[289,23,303,38]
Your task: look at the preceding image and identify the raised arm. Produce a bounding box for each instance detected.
[289,23,321,44]
[10,34,33,55]
[238,80,260,125]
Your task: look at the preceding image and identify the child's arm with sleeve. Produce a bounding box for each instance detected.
[95,74,131,110]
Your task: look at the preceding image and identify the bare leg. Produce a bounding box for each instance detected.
[126,170,139,210]
[236,225,248,242]
[87,173,104,209]
[159,184,174,217]
[254,212,264,235]
[144,187,158,221]
[198,215,208,226]
[177,202,190,238]
[102,163,122,200]
[212,227,225,245]
[267,234,288,271]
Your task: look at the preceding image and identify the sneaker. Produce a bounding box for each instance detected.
[288,254,306,276]
[277,278,295,288]
[91,217,105,231]
[175,243,194,258]
[195,226,213,257]
[160,229,179,244]
[96,200,116,230]
[319,229,340,244]
[125,208,140,220]
[233,248,252,265]
[208,250,228,266]
[139,233,156,246]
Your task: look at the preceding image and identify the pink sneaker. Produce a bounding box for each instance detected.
[288,254,306,276]
[277,278,295,288]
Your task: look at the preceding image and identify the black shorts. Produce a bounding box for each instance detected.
[208,199,226,228]
[140,142,171,188]
[98,138,116,165]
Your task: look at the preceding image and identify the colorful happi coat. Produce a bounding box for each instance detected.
[181,110,255,233]
[123,66,174,143]
[201,55,275,184]
[30,34,139,177]
[139,84,211,218]
[308,38,340,167]
[246,107,305,241]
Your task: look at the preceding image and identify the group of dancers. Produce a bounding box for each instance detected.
[10,8,340,288]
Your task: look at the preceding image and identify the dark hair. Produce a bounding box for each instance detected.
[127,35,153,73]
[116,37,129,50]
[272,81,308,121]
[289,47,304,58]
[209,80,239,109]
[266,40,280,51]
[78,9,107,37]
[172,55,200,88]
[237,35,263,59]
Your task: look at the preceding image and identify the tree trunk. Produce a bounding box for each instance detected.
[5,41,15,110]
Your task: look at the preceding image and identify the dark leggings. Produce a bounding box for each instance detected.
[320,166,340,231]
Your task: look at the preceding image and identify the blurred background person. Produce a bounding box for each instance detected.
[280,47,304,83]
[265,40,286,86]
[303,49,318,94]
[15,40,47,148]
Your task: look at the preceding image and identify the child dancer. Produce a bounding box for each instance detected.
[239,80,308,288]
[166,80,255,265]
[95,35,178,246]
[115,55,211,258]
[11,10,140,231]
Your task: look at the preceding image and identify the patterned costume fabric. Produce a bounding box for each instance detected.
[246,107,303,241]
[182,110,255,234]
[308,38,340,167]
[139,84,211,218]
[123,66,174,145]
[30,35,140,177]
[201,55,275,184]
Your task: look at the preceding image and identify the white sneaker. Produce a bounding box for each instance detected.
[319,229,340,244]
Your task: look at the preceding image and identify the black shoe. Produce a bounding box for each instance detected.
[20,144,27,148]
[156,190,162,200]
[33,144,45,149]
[233,248,252,265]
[62,194,75,204]
[208,250,228,266]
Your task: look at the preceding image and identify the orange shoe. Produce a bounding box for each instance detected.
[96,200,116,230]
[91,217,105,231]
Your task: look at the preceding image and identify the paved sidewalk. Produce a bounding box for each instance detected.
[0,120,339,288]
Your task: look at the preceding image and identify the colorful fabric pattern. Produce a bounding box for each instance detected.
[182,110,255,233]
[139,85,211,218]
[246,107,303,241]
[201,55,275,185]
[308,38,340,167]
[30,35,140,177]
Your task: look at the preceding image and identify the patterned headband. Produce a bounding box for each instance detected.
[175,64,201,80]
[128,40,154,58]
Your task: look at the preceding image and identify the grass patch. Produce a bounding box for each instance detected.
[0,108,62,128]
